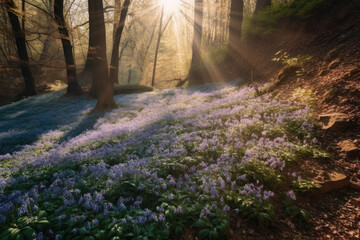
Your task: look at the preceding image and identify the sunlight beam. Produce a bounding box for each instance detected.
[160,0,181,14]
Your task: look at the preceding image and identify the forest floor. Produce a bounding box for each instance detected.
[1,1,359,240]
[1,79,335,239]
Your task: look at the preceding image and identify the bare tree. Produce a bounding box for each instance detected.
[151,4,165,87]
[227,0,244,59]
[54,0,82,95]
[5,0,36,96]
[110,0,131,84]
[190,0,203,67]
[88,0,116,110]
[187,0,204,85]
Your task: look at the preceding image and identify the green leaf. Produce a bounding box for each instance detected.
[198,229,210,239]
[84,237,95,240]
[37,220,49,225]
[22,228,35,240]
[174,225,183,235]
[0,229,11,240]
[6,228,21,240]
[38,211,47,218]
[300,209,309,220]
[209,230,219,240]
[193,219,205,228]
[15,234,24,240]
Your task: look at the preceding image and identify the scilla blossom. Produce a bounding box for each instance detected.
[287,190,296,200]
[0,79,318,237]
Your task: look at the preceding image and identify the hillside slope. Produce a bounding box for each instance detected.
[220,0,360,238]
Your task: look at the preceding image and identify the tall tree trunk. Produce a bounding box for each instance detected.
[188,0,204,85]
[220,0,225,43]
[40,0,60,62]
[83,0,95,75]
[5,0,36,96]
[54,0,82,95]
[190,0,203,67]
[88,0,116,110]
[113,0,121,41]
[205,0,211,45]
[254,0,271,14]
[151,5,164,87]
[227,0,244,60]
[83,42,94,74]
[110,0,131,84]
[127,64,132,84]
[21,0,25,30]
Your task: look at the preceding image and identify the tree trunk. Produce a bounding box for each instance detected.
[190,0,203,67]
[21,0,25,30]
[5,0,36,96]
[83,42,94,74]
[188,0,204,85]
[54,0,82,95]
[40,0,61,62]
[83,0,95,75]
[254,0,271,14]
[113,0,121,41]
[110,0,131,84]
[227,0,244,60]
[127,64,132,84]
[88,0,116,110]
[151,5,164,87]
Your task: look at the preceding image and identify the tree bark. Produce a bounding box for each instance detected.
[254,0,271,14]
[188,0,204,85]
[5,0,36,96]
[227,0,244,60]
[113,0,121,41]
[110,0,131,84]
[190,0,203,67]
[54,0,82,95]
[21,0,25,30]
[88,0,116,110]
[151,5,164,87]
[83,41,94,74]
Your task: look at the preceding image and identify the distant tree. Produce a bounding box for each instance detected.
[254,0,271,14]
[151,4,165,87]
[191,0,203,67]
[5,0,36,96]
[83,2,95,76]
[113,0,122,42]
[227,0,244,60]
[110,0,131,84]
[188,0,204,85]
[88,0,116,110]
[54,0,82,95]
[39,0,57,62]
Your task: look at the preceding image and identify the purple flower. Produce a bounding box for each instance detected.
[287,190,296,200]
[158,213,166,221]
[175,205,183,214]
[223,205,230,212]
[37,232,44,240]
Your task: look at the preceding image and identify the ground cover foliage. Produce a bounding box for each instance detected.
[0,80,328,239]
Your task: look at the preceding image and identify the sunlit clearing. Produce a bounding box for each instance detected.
[46,80,67,91]
[160,0,181,13]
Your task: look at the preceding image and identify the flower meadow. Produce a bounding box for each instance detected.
[0,80,327,239]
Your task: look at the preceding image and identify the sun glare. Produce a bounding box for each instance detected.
[160,0,181,13]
